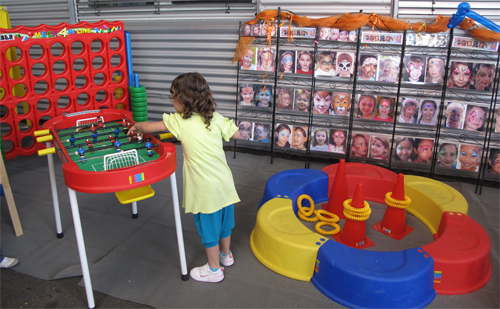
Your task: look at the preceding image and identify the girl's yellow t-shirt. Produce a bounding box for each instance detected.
[163,112,240,214]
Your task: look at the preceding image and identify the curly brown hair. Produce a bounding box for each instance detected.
[169,72,217,130]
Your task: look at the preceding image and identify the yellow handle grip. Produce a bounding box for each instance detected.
[37,135,53,143]
[34,129,50,136]
[159,132,174,140]
[38,148,56,156]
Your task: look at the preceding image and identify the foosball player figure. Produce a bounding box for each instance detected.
[114,127,120,138]
[98,119,104,128]
[87,142,93,150]
[114,140,122,152]
[122,119,128,129]
[70,134,76,146]
[90,124,95,132]
[108,135,114,144]
[145,139,153,157]
[85,139,91,145]
[92,130,98,142]
[78,146,86,163]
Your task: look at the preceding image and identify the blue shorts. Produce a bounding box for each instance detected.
[193,204,235,248]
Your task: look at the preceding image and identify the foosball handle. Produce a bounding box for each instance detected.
[37,135,53,143]
[38,148,56,156]
[34,129,50,136]
[158,132,174,140]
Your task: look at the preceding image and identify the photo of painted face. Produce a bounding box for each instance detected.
[348,30,357,42]
[257,48,275,72]
[241,47,256,70]
[351,134,370,158]
[336,52,354,77]
[370,135,390,161]
[237,121,253,140]
[392,137,415,162]
[417,100,438,126]
[312,91,332,115]
[338,30,348,42]
[239,84,256,106]
[253,123,270,143]
[328,130,347,154]
[330,28,339,41]
[458,144,482,172]
[356,94,376,120]
[378,56,400,82]
[404,56,425,83]
[319,27,331,40]
[487,149,500,174]
[413,139,434,165]
[358,54,378,81]
[296,51,313,74]
[331,92,350,116]
[255,85,273,108]
[471,63,495,91]
[315,51,336,77]
[398,98,419,124]
[294,89,310,112]
[291,126,308,150]
[279,50,295,73]
[448,62,472,89]
[310,128,329,152]
[437,143,458,169]
[445,102,466,129]
[260,23,276,37]
[463,105,487,131]
[373,96,395,122]
[251,24,261,36]
[275,123,291,148]
[241,24,251,36]
[277,88,293,110]
[425,57,445,84]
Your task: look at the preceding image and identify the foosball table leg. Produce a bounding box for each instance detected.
[46,142,64,238]
[132,201,138,219]
[169,172,189,281]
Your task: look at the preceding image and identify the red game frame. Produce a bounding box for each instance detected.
[0,20,129,159]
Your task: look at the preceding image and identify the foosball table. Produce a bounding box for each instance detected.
[35,109,188,308]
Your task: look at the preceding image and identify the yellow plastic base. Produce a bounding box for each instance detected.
[250,198,328,282]
[115,185,155,204]
[405,175,468,236]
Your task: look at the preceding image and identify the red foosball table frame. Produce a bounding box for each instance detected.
[38,109,188,309]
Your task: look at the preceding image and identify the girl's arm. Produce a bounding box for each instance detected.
[231,130,241,140]
[128,121,168,135]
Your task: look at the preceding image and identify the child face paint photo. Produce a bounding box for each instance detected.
[314,129,327,146]
[414,139,434,164]
[370,136,389,161]
[438,144,458,168]
[238,121,252,140]
[313,91,332,115]
[426,57,444,83]
[459,145,481,172]
[292,127,308,150]
[358,55,378,80]
[256,87,272,107]
[320,56,334,73]
[239,85,255,106]
[464,106,486,131]
[445,103,465,129]
[294,90,310,112]
[297,51,313,73]
[419,100,437,125]
[351,134,369,157]
[332,93,350,116]
[473,64,495,91]
[488,150,500,174]
[319,27,330,40]
[275,124,291,147]
[449,62,472,88]
[395,138,414,162]
[407,60,424,83]
[376,98,393,120]
[357,95,375,119]
[333,131,345,147]
[241,48,256,70]
[254,124,269,142]
[336,53,354,77]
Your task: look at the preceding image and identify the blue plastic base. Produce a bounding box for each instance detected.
[311,240,436,308]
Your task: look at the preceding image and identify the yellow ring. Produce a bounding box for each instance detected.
[343,199,370,213]
[298,207,319,222]
[297,194,315,216]
[315,221,341,235]
[385,192,412,209]
[314,209,339,223]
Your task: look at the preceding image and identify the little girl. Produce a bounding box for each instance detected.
[413,139,434,164]
[370,136,390,161]
[310,128,328,152]
[417,100,437,125]
[351,134,369,158]
[128,73,240,283]
[291,126,308,150]
[328,130,346,154]
[392,137,414,162]
[373,97,394,122]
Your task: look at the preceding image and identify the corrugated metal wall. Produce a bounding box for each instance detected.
[1,0,71,27]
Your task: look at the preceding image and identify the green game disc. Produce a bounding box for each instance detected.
[129,85,145,93]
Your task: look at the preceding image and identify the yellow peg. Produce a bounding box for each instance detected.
[38,148,56,156]
[34,129,50,136]
[159,132,174,140]
[36,135,53,143]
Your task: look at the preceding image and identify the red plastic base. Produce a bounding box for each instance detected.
[332,233,375,249]
[372,221,415,241]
